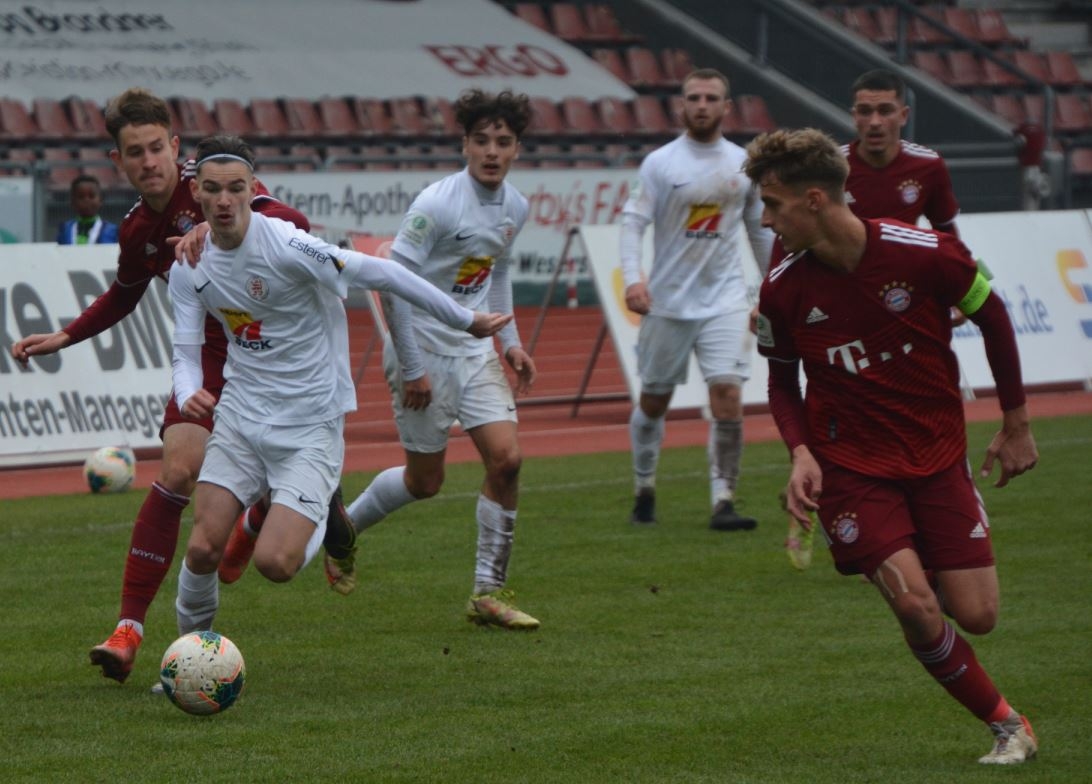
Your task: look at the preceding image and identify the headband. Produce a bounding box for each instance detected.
[195,153,254,170]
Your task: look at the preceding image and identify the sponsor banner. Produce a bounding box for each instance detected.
[0,177,34,242]
[259,167,640,285]
[0,0,633,102]
[0,243,174,465]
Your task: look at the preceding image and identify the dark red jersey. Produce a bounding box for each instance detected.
[757,219,979,478]
[843,140,959,231]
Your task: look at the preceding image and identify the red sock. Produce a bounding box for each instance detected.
[118,482,188,624]
[909,622,1003,720]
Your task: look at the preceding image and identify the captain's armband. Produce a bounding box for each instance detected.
[957,271,991,316]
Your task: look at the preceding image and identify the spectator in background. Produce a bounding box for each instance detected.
[56,174,118,245]
[620,67,774,531]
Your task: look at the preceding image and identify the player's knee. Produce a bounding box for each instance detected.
[889,590,943,637]
[486,448,522,487]
[158,458,200,496]
[952,601,998,636]
[405,469,443,499]
[185,536,221,574]
[254,551,302,583]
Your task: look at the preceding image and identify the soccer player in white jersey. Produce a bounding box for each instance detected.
[334,89,540,630]
[166,135,509,635]
[621,68,774,530]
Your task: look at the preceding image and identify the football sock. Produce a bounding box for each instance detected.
[347,466,415,532]
[473,494,515,595]
[118,482,188,625]
[175,561,219,635]
[708,418,743,506]
[985,699,1015,725]
[115,619,144,638]
[909,621,1003,720]
[629,407,664,492]
[242,504,267,537]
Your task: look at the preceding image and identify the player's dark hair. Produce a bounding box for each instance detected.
[104,87,172,146]
[454,89,532,139]
[69,173,102,197]
[851,69,906,102]
[683,68,730,97]
[194,134,256,172]
[744,128,849,198]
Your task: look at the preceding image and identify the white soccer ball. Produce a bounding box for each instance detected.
[159,631,246,716]
[83,446,136,494]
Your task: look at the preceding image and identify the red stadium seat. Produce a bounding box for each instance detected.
[352,98,393,136]
[33,98,75,140]
[253,145,291,172]
[66,98,109,140]
[625,47,669,89]
[560,96,603,135]
[941,8,983,43]
[946,50,986,89]
[596,97,635,136]
[981,55,1022,89]
[513,3,550,33]
[1045,51,1084,88]
[667,94,685,126]
[533,142,567,169]
[872,7,899,48]
[77,147,120,188]
[0,98,39,140]
[325,144,367,171]
[316,97,360,137]
[281,99,323,138]
[528,97,563,136]
[972,9,1021,47]
[911,7,950,47]
[911,51,952,84]
[43,147,80,190]
[840,7,883,44]
[583,4,637,44]
[3,147,37,176]
[549,3,590,42]
[1012,51,1051,85]
[989,93,1026,126]
[388,98,427,136]
[213,99,255,136]
[661,48,695,86]
[394,143,436,170]
[287,144,321,171]
[721,100,742,135]
[422,96,460,137]
[568,142,602,169]
[248,99,288,139]
[735,94,776,134]
[171,98,216,139]
[1055,93,1092,134]
[1071,147,1092,177]
[592,48,631,84]
[631,95,670,135]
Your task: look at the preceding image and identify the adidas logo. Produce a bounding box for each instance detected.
[845,191,856,205]
[806,307,828,324]
[145,243,157,256]
[969,521,988,539]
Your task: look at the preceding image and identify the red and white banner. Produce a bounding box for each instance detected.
[0,0,634,102]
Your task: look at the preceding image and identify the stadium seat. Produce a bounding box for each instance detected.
[287,143,321,171]
[513,3,550,33]
[625,47,669,90]
[721,100,742,135]
[568,142,603,169]
[77,147,120,188]
[945,50,986,89]
[171,97,217,139]
[1045,51,1085,89]
[352,98,394,136]
[533,142,567,169]
[0,98,39,140]
[872,7,899,48]
[735,94,777,134]
[389,97,427,136]
[528,97,563,136]
[43,147,79,190]
[910,7,950,47]
[596,97,635,136]
[941,7,983,43]
[1012,51,1051,85]
[422,96,460,137]
[33,98,76,140]
[981,55,1022,89]
[3,147,37,176]
[912,51,952,84]
[840,7,883,44]
[972,9,1022,47]
[281,99,323,138]
[316,97,360,137]
[248,99,288,138]
[1071,147,1092,177]
[1055,93,1092,134]
[603,141,638,167]
[213,99,255,137]
[592,48,631,84]
[66,97,109,140]
[325,144,367,171]
[254,144,292,172]
[393,143,436,170]
[631,95,671,135]
[667,94,684,126]
[560,96,603,135]
[583,4,638,44]
[989,93,1027,126]
[549,3,590,42]
[660,48,694,86]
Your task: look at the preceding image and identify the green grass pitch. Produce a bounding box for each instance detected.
[1,415,1089,783]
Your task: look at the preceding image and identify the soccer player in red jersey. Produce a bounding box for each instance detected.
[9,88,345,685]
[844,69,960,235]
[747,128,1039,765]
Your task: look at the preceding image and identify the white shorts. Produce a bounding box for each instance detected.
[200,410,344,527]
[637,309,752,394]
[386,348,517,454]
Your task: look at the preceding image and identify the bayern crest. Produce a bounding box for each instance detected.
[898,179,921,205]
[881,281,913,313]
[246,275,269,301]
[174,210,199,234]
[833,513,859,544]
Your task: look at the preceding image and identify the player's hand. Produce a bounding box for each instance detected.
[181,389,217,420]
[749,306,760,335]
[402,375,432,411]
[167,221,211,266]
[786,445,822,528]
[11,331,71,367]
[980,406,1038,488]
[505,347,537,395]
[467,311,512,338]
[949,307,968,327]
[624,282,651,315]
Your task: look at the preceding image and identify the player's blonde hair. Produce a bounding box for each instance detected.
[744,128,849,199]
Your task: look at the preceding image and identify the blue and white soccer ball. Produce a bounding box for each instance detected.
[160,631,246,716]
[83,446,136,494]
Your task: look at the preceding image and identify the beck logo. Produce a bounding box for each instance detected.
[219,308,272,349]
[685,204,723,239]
[453,256,494,294]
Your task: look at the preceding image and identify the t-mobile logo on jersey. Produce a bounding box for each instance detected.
[826,339,913,375]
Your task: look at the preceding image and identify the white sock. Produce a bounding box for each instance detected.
[175,561,219,635]
[473,494,515,595]
[629,407,664,492]
[708,419,743,507]
[116,619,144,638]
[347,467,416,532]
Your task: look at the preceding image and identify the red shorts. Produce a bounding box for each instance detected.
[159,343,227,439]
[816,459,995,577]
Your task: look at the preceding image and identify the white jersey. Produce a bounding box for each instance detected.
[169,212,472,425]
[621,134,772,320]
[390,168,528,356]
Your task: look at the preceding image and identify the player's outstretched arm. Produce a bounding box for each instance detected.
[11,331,72,366]
[980,405,1038,488]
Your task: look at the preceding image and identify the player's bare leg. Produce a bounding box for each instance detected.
[707,381,756,531]
[629,391,670,524]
